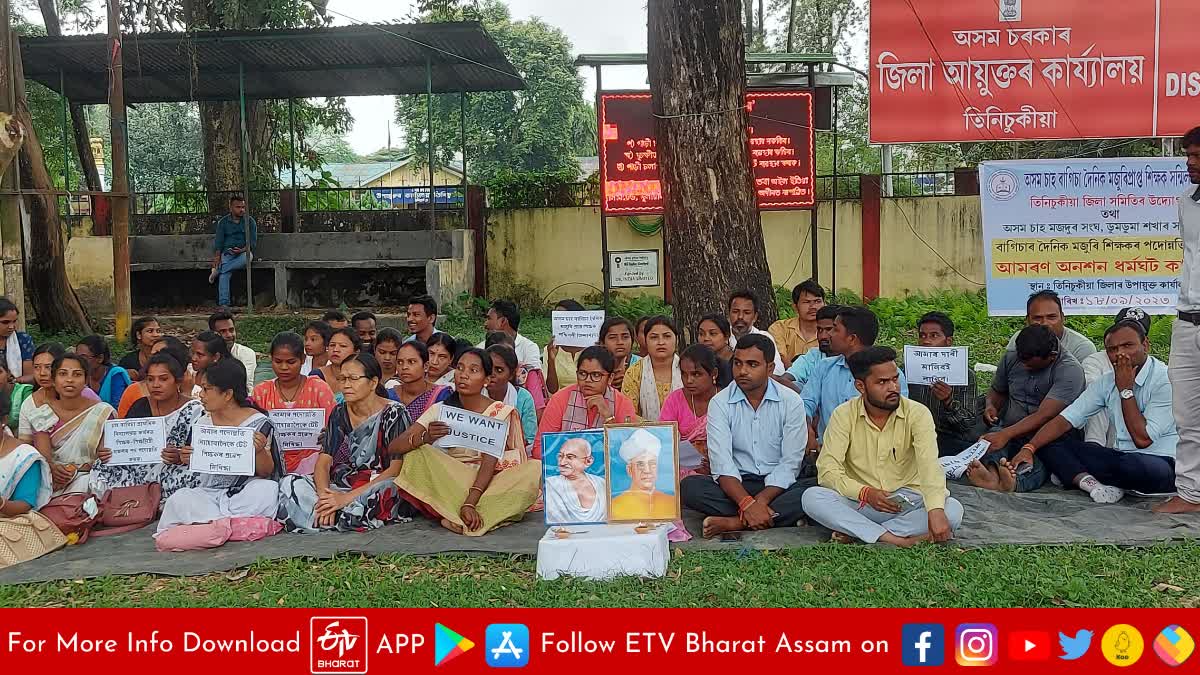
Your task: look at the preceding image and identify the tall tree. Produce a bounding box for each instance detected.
[11,37,90,331]
[36,0,102,192]
[395,0,594,182]
[648,0,777,334]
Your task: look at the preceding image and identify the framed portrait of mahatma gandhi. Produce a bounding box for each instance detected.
[604,423,680,523]
[542,430,608,526]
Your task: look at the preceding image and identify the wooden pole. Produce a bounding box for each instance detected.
[0,0,24,324]
[108,0,131,342]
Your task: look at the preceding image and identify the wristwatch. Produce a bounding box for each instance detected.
[1119,388,1135,400]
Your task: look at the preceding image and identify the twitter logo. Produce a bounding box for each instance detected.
[1059,630,1093,660]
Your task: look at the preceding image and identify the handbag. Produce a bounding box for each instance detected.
[0,511,67,569]
[92,483,161,537]
[40,492,101,545]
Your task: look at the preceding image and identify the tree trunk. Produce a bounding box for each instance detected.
[648,0,777,338]
[37,0,102,192]
[12,39,91,333]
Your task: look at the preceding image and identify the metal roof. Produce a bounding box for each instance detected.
[279,157,464,188]
[20,21,525,105]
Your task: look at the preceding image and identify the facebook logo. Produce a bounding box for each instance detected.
[902,624,945,666]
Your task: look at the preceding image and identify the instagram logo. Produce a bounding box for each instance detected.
[956,624,998,666]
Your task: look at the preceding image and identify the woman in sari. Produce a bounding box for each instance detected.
[116,316,163,381]
[621,315,682,421]
[600,317,640,391]
[76,336,132,410]
[534,346,638,457]
[313,328,361,403]
[252,332,337,474]
[189,331,230,398]
[155,359,284,536]
[393,348,541,536]
[696,313,735,388]
[278,353,413,532]
[93,353,205,506]
[388,340,450,420]
[485,344,537,447]
[425,332,458,387]
[0,394,51,517]
[116,336,192,418]
[27,353,115,495]
[659,344,720,477]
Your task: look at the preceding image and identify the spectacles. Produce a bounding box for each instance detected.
[576,370,609,383]
[336,374,371,384]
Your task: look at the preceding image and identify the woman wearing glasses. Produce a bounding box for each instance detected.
[533,345,638,458]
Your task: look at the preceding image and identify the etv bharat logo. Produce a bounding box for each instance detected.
[310,617,369,675]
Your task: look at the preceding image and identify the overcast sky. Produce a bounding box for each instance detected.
[326,0,654,155]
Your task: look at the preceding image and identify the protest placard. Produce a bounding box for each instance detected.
[552,310,606,349]
[903,346,969,386]
[102,418,167,466]
[268,408,324,451]
[190,424,257,476]
[434,406,510,459]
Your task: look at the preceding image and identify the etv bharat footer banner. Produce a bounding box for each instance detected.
[980,158,1190,316]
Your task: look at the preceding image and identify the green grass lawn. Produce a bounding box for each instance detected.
[2,544,1198,608]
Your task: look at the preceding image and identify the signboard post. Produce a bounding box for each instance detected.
[869,0,1198,143]
[979,158,1189,316]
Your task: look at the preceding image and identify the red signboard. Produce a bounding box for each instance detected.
[599,90,815,215]
[869,0,1199,143]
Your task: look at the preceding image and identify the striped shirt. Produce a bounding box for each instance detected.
[907,371,979,440]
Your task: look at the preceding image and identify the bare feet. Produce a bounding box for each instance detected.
[997,458,1018,493]
[701,516,745,538]
[878,532,930,548]
[438,518,464,534]
[1152,496,1200,514]
[966,460,1000,490]
[831,531,854,544]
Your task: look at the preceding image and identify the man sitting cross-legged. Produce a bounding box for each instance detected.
[680,334,811,538]
[802,347,963,547]
[969,324,1085,492]
[1016,315,1176,503]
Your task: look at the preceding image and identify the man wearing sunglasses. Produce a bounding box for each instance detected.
[533,345,639,458]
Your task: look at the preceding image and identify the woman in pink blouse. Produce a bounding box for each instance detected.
[658,344,722,476]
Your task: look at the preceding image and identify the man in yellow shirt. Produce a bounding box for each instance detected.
[768,279,825,366]
[801,346,962,547]
[609,428,678,520]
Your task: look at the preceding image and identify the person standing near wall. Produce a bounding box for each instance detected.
[209,194,258,309]
[1155,126,1200,514]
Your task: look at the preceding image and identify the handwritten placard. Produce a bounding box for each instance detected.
[434,406,509,459]
[103,418,167,466]
[268,408,324,450]
[190,424,256,476]
[904,346,969,387]
[552,310,606,349]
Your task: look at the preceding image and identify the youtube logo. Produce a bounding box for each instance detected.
[1008,631,1051,661]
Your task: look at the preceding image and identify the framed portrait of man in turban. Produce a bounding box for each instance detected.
[605,423,680,522]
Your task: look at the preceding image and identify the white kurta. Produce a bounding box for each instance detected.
[545,473,607,524]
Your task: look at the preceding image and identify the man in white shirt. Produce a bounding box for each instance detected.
[1156,126,1200,514]
[727,289,786,376]
[476,299,547,409]
[209,310,256,392]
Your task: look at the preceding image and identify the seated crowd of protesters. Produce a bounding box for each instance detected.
[0,277,1191,563]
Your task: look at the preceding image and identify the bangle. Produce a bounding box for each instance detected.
[736,495,755,513]
[467,486,484,495]
[858,486,871,509]
[1021,443,1036,454]
[461,503,478,512]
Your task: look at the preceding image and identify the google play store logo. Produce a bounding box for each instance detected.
[435,623,476,666]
